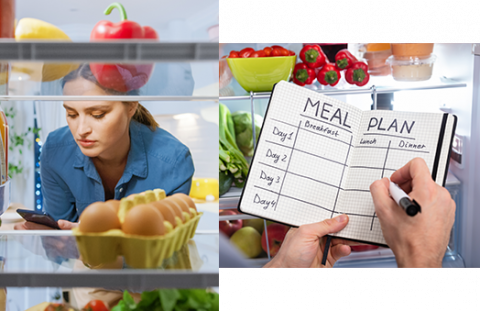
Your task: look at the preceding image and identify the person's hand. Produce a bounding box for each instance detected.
[14,220,78,230]
[370,158,456,268]
[57,220,79,229]
[264,214,357,268]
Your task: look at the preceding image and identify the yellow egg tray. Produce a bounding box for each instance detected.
[72,189,203,269]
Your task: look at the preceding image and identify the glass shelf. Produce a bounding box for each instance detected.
[0,95,218,101]
[0,203,219,288]
[1,61,218,99]
[0,42,219,99]
[0,232,218,289]
[220,76,467,101]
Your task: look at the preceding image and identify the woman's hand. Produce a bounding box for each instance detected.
[58,220,79,229]
[14,220,78,230]
[264,214,357,268]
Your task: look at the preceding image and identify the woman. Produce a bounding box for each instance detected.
[16,64,194,229]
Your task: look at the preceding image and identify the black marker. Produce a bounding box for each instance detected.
[389,181,421,216]
[321,236,332,266]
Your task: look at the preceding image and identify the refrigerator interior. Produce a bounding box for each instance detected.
[0,0,220,308]
[219,43,475,268]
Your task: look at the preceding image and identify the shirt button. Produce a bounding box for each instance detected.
[119,188,123,193]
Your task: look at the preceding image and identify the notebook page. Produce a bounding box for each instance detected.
[239,81,362,226]
[334,110,447,245]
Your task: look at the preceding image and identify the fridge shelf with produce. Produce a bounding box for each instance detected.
[219,44,468,267]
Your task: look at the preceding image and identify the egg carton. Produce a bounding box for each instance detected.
[72,189,202,269]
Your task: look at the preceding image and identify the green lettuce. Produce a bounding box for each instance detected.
[111,289,219,311]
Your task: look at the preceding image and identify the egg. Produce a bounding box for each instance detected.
[122,204,166,236]
[79,202,121,233]
[171,193,197,212]
[104,199,120,213]
[161,199,185,223]
[150,200,177,228]
[168,195,192,216]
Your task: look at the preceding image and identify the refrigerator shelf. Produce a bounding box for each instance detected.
[0,95,218,102]
[0,41,218,62]
[0,271,218,290]
[220,78,467,103]
[0,232,219,289]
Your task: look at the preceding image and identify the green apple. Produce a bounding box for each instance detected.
[230,227,262,258]
[243,218,265,234]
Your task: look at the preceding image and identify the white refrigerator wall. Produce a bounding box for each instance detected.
[464,48,480,267]
[431,44,476,267]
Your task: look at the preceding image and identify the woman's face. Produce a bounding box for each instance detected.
[63,77,137,159]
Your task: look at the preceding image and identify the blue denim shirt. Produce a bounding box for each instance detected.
[40,121,195,222]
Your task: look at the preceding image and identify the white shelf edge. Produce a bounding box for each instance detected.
[0,95,218,102]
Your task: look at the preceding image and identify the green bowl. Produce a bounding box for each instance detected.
[227,56,296,92]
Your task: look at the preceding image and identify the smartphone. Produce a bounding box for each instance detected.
[16,209,60,229]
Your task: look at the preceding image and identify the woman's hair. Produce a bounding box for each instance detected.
[62,64,159,131]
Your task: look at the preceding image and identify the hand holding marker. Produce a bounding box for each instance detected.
[389,180,421,216]
[322,179,421,266]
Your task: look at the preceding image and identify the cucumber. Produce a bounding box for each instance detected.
[219,171,234,196]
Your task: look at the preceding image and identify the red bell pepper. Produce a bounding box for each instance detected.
[335,49,358,70]
[90,2,158,40]
[317,63,341,86]
[345,61,370,86]
[293,63,316,86]
[90,2,158,93]
[299,44,326,69]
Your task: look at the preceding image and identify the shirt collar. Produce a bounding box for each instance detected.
[73,121,148,183]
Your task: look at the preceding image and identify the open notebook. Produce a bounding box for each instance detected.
[238,81,457,246]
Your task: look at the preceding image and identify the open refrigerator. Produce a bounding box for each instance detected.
[219,43,479,268]
[0,0,220,309]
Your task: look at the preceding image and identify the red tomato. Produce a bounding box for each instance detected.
[271,45,284,49]
[44,304,69,311]
[250,50,266,58]
[238,47,254,58]
[271,48,281,57]
[263,47,273,57]
[288,50,296,56]
[272,47,288,57]
[82,300,109,311]
[228,51,239,58]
